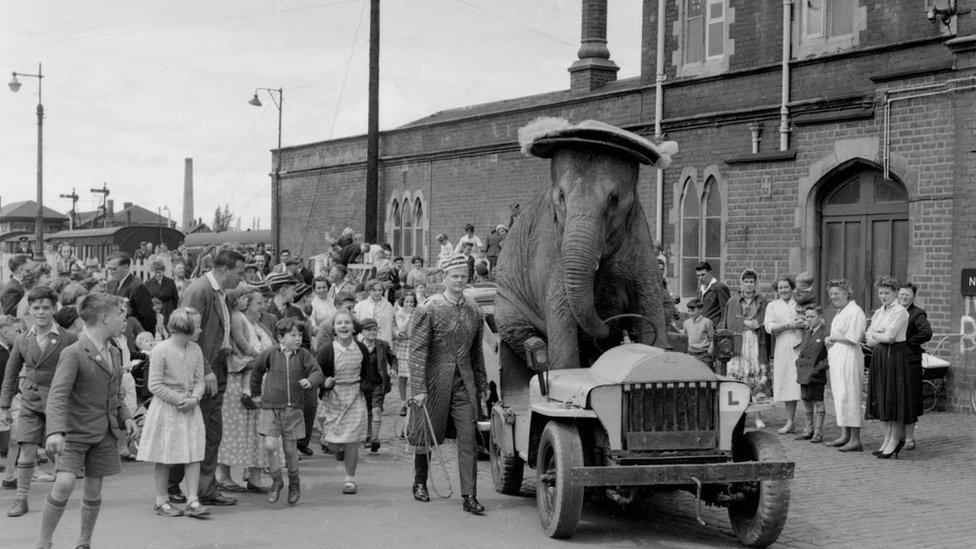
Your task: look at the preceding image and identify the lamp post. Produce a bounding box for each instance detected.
[8,63,45,261]
[248,87,283,256]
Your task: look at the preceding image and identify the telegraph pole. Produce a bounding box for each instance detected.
[364,0,380,243]
[90,183,110,228]
[59,187,79,230]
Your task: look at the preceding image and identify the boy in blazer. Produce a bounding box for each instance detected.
[36,292,135,549]
[794,306,829,443]
[0,287,78,518]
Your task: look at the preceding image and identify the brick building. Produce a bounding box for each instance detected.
[275,0,976,409]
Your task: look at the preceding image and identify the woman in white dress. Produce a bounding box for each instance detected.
[824,279,867,451]
[764,276,804,434]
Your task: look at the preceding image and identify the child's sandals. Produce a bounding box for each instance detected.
[184,500,211,519]
[154,502,183,518]
[342,481,357,494]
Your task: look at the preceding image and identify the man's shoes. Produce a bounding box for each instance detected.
[246,482,270,494]
[199,493,237,506]
[168,491,187,504]
[217,481,246,493]
[462,494,485,515]
[1,478,16,490]
[267,477,284,504]
[412,482,430,502]
[287,475,301,505]
[297,444,313,457]
[370,440,381,453]
[7,497,28,517]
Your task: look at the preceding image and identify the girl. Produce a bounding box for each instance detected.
[393,291,417,417]
[217,289,270,493]
[764,276,804,434]
[317,309,370,494]
[136,308,208,518]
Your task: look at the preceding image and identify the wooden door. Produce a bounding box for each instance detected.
[819,169,908,310]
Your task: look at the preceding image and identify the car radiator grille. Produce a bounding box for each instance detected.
[622,381,719,451]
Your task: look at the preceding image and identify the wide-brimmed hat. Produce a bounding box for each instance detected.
[518,117,677,168]
[266,273,298,293]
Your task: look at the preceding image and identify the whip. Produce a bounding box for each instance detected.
[406,400,453,499]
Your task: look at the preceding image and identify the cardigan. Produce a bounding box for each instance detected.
[316,339,371,397]
[249,347,323,408]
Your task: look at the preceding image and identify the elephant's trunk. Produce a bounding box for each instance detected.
[561,213,610,339]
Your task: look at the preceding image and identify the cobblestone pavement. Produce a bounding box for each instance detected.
[1,393,973,548]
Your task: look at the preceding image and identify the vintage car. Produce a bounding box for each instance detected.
[473,283,793,547]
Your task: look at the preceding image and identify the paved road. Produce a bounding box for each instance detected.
[1,393,973,548]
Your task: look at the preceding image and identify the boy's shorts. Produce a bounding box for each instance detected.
[259,408,305,440]
[362,385,385,412]
[56,433,122,478]
[17,407,46,445]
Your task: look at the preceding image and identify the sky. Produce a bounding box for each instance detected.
[1,0,643,231]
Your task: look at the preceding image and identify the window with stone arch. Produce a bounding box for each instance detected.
[679,175,723,297]
[412,197,425,261]
[386,193,427,263]
[390,199,403,257]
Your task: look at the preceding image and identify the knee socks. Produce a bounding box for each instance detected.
[78,498,101,547]
[15,461,34,498]
[413,453,429,485]
[36,495,67,549]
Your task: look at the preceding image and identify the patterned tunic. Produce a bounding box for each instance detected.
[407,293,487,446]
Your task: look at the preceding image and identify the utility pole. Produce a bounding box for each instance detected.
[364,0,380,243]
[59,187,79,230]
[90,183,110,228]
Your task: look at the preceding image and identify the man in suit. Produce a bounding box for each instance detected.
[15,236,34,257]
[0,287,79,517]
[168,250,246,507]
[0,254,30,315]
[144,260,179,324]
[695,261,730,327]
[794,305,829,443]
[105,252,156,335]
[37,292,134,549]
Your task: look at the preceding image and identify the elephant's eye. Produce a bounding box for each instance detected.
[608,192,619,208]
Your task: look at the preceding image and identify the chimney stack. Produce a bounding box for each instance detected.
[183,158,194,231]
[123,202,133,209]
[568,0,619,93]
[106,199,115,217]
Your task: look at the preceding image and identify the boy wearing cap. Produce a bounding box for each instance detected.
[357,317,397,453]
[681,298,714,368]
[408,254,488,515]
[0,287,78,518]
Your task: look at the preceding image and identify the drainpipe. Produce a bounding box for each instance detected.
[779,0,793,151]
[654,0,666,244]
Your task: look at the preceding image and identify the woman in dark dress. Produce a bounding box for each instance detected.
[865,276,912,459]
[897,282,932,450]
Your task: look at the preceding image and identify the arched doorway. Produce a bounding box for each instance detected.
[819,163,909,310]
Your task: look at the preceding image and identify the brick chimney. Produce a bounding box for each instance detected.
[183,158,194,231]
[568,0,619,93]
[106,199,115,218]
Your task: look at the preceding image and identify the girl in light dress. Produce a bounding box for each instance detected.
[764,276,804,434]
[392,291,417,417]
[137,308,208,518]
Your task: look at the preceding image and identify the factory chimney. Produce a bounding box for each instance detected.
[183,158,194,231]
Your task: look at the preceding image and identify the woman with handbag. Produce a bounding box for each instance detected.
[216,289,274,493]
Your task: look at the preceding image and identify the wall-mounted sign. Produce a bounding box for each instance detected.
[962,269,976,296]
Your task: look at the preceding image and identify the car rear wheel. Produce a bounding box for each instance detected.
[536,422,583,539]
[728,430,791,547]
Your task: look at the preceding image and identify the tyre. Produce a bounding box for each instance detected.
[490,438,524,495]
[921,380,938,413]
[728,430,791,548]
[536,422,584,539]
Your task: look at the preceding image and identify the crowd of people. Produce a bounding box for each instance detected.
[681,261,933,457]
[0,224,498,547]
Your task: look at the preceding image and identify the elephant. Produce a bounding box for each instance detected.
[495,118,677,370]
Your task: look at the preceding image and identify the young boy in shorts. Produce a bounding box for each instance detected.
[357,317,397,453]
[0,287,78,518]
[248,318,323,505]
[38,293,135,549]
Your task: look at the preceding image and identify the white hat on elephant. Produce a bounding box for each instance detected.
[443,254,469,273]
[517,117,678,169]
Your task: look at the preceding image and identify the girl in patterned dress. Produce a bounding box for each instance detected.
[317,309,370,494]
[136,308,208,518]
[393,291,417,416]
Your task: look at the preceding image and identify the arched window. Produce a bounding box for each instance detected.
[679,175,723,297]
[402,197,414,259]
[391,199,402,257]
[413,198,424,261]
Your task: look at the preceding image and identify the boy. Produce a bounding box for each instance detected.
[38,293,135,549]
[248,318,323,505]
[794,306,829,443]
[358,318,397,453]
[681,298,714,368]
[0,316,25,487]
[0,287,78,517]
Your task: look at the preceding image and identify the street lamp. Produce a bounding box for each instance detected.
[8,63,45,261]
[248,87,283,255]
